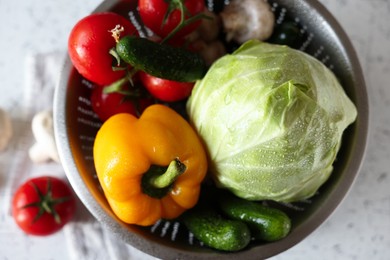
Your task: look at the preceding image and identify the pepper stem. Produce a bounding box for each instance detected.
[149,158,186,188]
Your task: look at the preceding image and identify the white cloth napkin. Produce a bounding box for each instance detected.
[1,52,157,260]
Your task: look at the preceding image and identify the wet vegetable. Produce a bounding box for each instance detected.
[93,104,208,226]
[116,36,206,82]
[182,205,251,251]
[218,192,291,241]
[187,40,357,202]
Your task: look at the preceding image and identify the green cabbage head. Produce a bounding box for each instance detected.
[186,40,357,202]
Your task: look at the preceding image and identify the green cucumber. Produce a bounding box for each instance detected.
[116,36,206,82]
[182,206,251,252]
[218,193,291,242]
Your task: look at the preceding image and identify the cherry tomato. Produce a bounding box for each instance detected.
[68,12,137,86]
[138,0,205,39]
[12,176,76,236]
[139,71,194,102]
[90,83,155,121]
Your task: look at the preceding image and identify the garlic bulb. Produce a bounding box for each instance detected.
[29,110,60,163]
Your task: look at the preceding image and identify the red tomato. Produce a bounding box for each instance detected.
[138,0,205,39]
[12,176,76,236]
[90,83,155,121]
[68,12,137,86]
[139,71,194,102]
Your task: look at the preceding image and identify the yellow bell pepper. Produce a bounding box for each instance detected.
[93,104,208,226]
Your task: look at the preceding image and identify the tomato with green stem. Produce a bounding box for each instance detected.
[68,12,138,86]
[12,176,76,236]
[138,0,205,40]
[91,81,155,122]
[139,71,194,102]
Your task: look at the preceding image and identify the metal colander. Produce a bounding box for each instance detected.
[53,0,368,259]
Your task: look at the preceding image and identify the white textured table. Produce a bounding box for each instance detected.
[1,0,389,259]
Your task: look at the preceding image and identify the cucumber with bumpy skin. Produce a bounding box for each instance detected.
[182,206,251,252]
[218,193,291,242]
[116,36,206,82]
